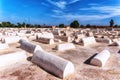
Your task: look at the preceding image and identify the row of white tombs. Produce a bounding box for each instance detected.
[0,38,116,79]
[0,29,120,79]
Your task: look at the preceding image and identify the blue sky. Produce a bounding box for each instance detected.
[0,0,120,26]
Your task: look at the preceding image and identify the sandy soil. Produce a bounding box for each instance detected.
[0,41,120,80]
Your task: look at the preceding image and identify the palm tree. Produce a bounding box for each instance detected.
[110,19,114,27]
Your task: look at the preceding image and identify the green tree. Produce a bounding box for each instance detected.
[59,24,65,28]
[86,24,91,28]
[70,20,79,28]
[26,24,31,28]
[110,19,114,27]
[10,23,13,27]
[80,25,85,28]
[0,24,2,27]
[21,22,26,28]
[17,22,22,28]
[12,22,17,27]
[6,22,11,27]
[114,25,118,28]
[34,24,39,28]
[38,24,41,28]
[2,22,7,27]
[1,21,17,27]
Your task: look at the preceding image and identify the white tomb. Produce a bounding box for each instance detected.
[90,50,110,67]
[19,39,43,53]
[82,37,96,46]
[32,50,75,78]
[0,51,27,69]
[55,43,75,51]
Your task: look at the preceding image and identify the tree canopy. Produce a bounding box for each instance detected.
[59,24,65,28]
[0,19,119,28]
[70,20,79,28]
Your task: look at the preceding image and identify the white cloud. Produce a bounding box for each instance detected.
[55,1,66,9]
[52,14,105,21]
[88,3,99,6]
[52,6,120,21]
[52,9,63,14]
[80,6,120,12]
[47,0,67,9]
[46,0,80,9]
[69,0,80,4]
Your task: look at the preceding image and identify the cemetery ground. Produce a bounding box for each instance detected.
[0,41,120,80]
[0,28,120,80]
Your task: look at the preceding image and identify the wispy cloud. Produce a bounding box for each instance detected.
[80,6,120,16]
[51,5,120,21]
[46,0,80,9]
[52,9,63,14]
[47,0,67,9]
[80,6,120,12]
[69,0,80,4]
[88,3,99,6]
[52,14,106,21]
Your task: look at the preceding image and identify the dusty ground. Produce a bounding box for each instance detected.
[0,40,120,80]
